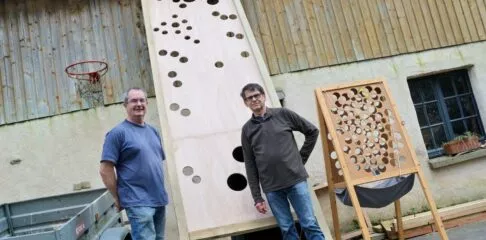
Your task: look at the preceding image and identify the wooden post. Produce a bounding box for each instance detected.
[316,96,341,240]
[395,199,404,240]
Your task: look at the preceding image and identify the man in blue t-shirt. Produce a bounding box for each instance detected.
[100,87,168,240]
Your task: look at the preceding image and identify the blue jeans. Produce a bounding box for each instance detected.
[266,181,325,240]
[125,206,166,240]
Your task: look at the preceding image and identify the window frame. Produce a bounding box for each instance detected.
[408,69,485,158]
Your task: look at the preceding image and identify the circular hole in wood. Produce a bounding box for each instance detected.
[330,151,337,160]
[173,80,182,87]
[380,96,386,101]
[212,11,220,16]
[342,93,349,101]
[364,164,371,172]
[227,32,235,37]
[175,30,181,34]
[333,92,340,99]
[173,0,180,2]
[215,61,224,68]
[236,33,244,39]
[343,146,350,153]
[194,39,200,44]
[232,146,244,162]
[172,14,178,18]
[184,0,195,2]
[241,51,250,57]
[184,35,190,40]
[161,22,167,26]
[158,50,167,56]
[179,3,187,8]
[335,161,341,169]
[207,0,219,5]
[182,19,188,23]
[170,51,179,57]
[162,30,168,34]
[375,87,382,94]
[378,164,386,172]
[168,71,177,78]
[227,173,247,191]
[181,108,191,116]
[192,175,201,184]
[179,57,188,63]
[229,14,237,19]
[169,103,180,111]
[153,27,159,32]
[172,22,180,28]
[186,26,192,30]
[220,14,228,20]
[182,166,193,176]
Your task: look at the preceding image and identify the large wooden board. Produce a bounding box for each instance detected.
[140,0,282,237]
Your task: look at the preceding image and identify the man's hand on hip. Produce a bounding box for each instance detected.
[255,201,268,214]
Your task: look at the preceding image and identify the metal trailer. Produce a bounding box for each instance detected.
[0,189,130,240]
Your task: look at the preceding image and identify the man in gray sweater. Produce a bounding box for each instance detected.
[240,83,325,240]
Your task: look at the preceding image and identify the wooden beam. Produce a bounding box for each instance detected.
[394,199,404,240]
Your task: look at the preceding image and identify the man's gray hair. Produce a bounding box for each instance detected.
[123,87,148,105]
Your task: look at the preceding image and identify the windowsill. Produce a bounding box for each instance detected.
[428,148,486,169]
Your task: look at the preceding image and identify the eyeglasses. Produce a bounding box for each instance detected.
[128,98,146,104]
[244,93,262,101]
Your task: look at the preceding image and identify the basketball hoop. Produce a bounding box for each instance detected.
[65,60,108,105]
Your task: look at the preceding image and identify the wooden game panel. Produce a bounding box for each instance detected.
[317,79,417,185]
[141,0,281,237]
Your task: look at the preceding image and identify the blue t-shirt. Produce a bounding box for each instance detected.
[101,120,168,208]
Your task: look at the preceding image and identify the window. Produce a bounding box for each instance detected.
[408,69,485,158]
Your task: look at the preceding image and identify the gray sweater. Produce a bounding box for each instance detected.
[241,107,319,204]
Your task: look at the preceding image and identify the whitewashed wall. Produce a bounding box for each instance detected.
[273,41,486,230]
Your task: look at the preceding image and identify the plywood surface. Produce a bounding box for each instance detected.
[141,0,279,235]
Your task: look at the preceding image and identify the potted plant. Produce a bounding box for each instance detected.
[442,132,481,156]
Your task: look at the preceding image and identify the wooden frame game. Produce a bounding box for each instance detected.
[315,79,448,240]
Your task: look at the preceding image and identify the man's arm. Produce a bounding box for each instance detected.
[241,129,264,204]
[99,161,121,211]
[100,130,122,210]
[283,108,319,164]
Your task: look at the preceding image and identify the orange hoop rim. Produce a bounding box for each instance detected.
[65,60,108,81]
